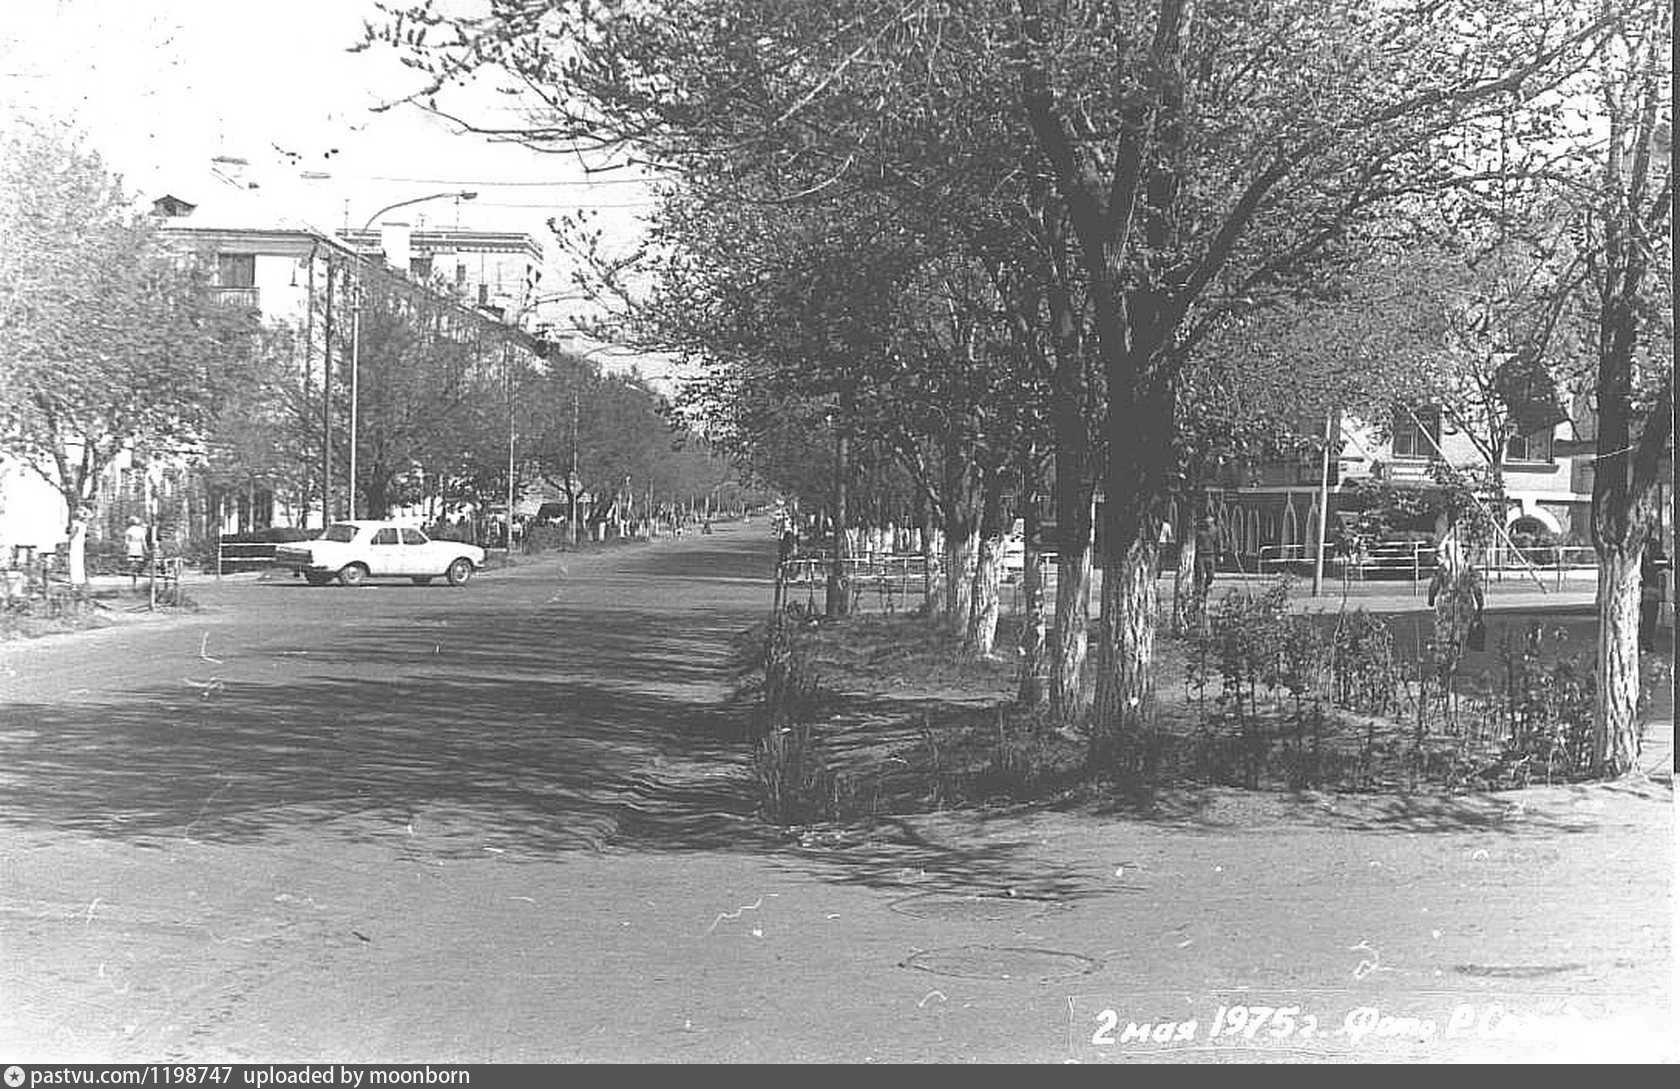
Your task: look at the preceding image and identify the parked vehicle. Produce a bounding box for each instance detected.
[273,520,485,587]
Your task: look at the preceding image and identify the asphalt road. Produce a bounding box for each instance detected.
[0,523,778,855]
[1,521,1673,1063]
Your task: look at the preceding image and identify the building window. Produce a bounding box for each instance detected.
[1504,428,1553,463]
[216,253,256,288]
[1391,407,1439,459]
[409,256,433,281]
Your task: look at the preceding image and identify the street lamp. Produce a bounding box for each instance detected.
[347,190,476,519]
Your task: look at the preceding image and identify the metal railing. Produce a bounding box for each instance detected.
[209,287,260,310]
[1256,542,1437,584]
[776,552,937,612]
[779,552,932,585]
[1256,541,1601,591]
[216,539,284,576]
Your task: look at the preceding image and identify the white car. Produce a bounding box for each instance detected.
[274,520,485,587]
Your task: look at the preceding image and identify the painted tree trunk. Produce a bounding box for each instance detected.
[65,516,88,586]
[944,522,979,632]
[1091,531,1160,763]
[1592,545,1643,776]
[918,493,943,619]
[964,476,1007,656]
[1016,499,1049,708]
[1050,484,1095,723]
[1088,327,1175,762]
[966,532,1004,657]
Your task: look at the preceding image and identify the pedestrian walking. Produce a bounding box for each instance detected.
[124,515,150,588]
[1640,536,1668,651]
[1427,527,1486,674]
[1193,516,1220,597]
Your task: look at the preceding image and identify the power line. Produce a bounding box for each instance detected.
[471,200,660,209]
[367,174,656,187]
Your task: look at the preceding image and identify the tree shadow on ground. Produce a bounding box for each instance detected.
[0,538,1105,900]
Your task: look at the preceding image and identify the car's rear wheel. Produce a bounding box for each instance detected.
[411,576,433,586]
[445,558,474,586]
[338,563,368,587]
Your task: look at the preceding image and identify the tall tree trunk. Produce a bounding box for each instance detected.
[65,512,89,586]
[966,534,1004,656]
[916,489,943,620]
[944,518,979,631]
[1050,481,1095,723]
[1592,546,1643,776]
[1090,531,1160,765]
[964,472,1006,657]
[1088,311,1177,762]
[1587,280,1666,775]
[940,441,980,632]
[1172,477,1208,632]
[1017,493,1049,708]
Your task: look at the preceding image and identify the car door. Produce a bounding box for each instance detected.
[400,528,433,576]
[368,526,402,575]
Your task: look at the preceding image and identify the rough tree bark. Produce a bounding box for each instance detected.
[1050,473,1096,722]
[964,469,1008,657]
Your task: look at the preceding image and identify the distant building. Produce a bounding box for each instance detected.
[335,225,544,328]
[0,162,543,563]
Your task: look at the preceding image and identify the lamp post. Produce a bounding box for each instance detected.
[347,190,476,519]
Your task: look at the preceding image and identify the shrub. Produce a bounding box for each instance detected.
[747,605,836,824]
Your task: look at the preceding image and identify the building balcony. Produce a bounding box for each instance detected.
[209,287,260,311]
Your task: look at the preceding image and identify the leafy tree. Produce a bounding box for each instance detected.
[198,318,318,519]
[364,0,1623,756]
[521,356,688,534]
[344,265,535,519]
[0,118,267,582]
[1562,0,1671,775]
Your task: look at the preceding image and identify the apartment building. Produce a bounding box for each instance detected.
[334,225,544,329]
[0,160,545,565]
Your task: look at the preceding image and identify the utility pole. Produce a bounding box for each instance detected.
[569,383,580,547]
[302,244,317,528]
[321,261,335,523]
[348,278,362,519]
[505,340,516,555]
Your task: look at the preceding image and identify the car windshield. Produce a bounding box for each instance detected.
[321,524,359,543]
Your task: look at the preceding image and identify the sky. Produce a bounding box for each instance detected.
[0,0,665,376]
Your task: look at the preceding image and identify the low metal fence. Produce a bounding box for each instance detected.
[777,552,937,612]
[216,540,284,576]
[1256,542,1600,592]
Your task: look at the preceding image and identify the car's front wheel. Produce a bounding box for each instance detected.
[338,563,369,587]
[445,558,474,586]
